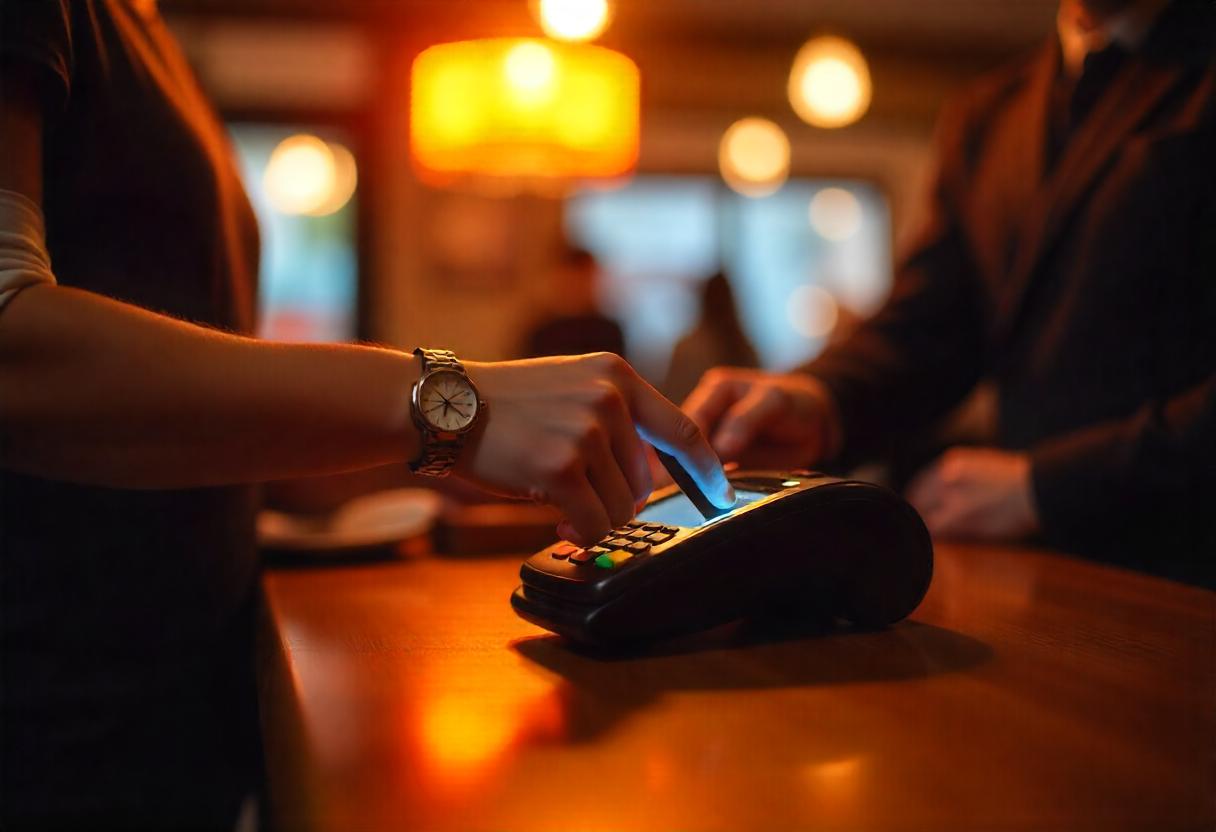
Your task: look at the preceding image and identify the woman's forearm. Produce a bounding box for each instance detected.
[0,284,421,488]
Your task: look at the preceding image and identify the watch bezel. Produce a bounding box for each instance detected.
[412,368,481,435]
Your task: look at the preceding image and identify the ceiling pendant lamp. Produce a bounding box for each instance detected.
[410,37,640,184]
[788,35,871,129]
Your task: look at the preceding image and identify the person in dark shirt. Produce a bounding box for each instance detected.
[685,0,1215,586]
[522,245,626,359]
[0,3,731,829]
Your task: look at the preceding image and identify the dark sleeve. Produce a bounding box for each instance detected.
[1030,376,1216,555]
[802,95,989,463]
[0,0,73,113]
[1029,154,1216,564]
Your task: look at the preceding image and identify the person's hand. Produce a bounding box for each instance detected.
[461,353,734,546]
[682,368,842,468]
[905,447,1040,540]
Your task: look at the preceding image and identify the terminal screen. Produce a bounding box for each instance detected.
[636,489,768,529]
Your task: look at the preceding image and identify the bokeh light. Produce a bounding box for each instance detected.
[718,117,790,198]
[313,142,357,216]
[787,284,840,338]
[788,36,872,128]
[504,40,557,104]
[534,0,612,42]
[809,186,863,241]
[263,134,357,217]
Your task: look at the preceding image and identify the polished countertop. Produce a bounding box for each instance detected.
[258,541,1216,831]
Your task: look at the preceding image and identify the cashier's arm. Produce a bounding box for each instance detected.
[0,76,731,546]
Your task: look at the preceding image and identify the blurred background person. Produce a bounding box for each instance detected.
[522,244,626,359]
[685,0,1215,586]
[663,271,759,404]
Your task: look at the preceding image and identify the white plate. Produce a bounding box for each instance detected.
[258,488,443,554]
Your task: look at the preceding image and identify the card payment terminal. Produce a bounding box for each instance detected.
[511,470,934,645]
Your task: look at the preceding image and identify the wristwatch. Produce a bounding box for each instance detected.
[409,348,483,477]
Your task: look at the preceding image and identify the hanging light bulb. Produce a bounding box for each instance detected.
[533,0,613,42]
[718,117,790,198]
[788,36,872,129]
[263,134,357,217]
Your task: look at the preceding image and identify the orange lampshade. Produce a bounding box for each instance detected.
[410,38,640,182]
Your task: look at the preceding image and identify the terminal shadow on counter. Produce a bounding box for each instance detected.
[511,619,991,744]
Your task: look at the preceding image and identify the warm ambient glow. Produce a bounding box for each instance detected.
[411,38,639,182]
[787,284,839,338]
[263,134,357,217]
[534,0,612,42]
[420,693,518,775]
[504,41,557,102]
[801,755,865,820]
[413,673,565,792]
[788,36,872,128]
[718,117,790,198]
[809,187,863,240]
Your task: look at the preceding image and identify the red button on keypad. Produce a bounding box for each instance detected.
[568,548,594,563]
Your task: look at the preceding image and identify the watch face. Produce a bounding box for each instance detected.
[417,370,479,433]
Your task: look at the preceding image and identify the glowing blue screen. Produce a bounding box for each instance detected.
[636,489,768,529]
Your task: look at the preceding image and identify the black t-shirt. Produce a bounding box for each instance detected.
[1,1,262,827]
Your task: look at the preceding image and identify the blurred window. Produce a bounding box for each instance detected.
[229,124,359,343]
[566,176,891,379]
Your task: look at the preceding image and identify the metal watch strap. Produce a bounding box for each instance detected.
[412,442,461,477]
[411,348,467,478]
[416,347,462,374]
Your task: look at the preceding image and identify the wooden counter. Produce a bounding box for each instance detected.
[258,542,1215,831]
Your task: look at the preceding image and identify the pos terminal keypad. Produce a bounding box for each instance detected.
[550,520,681,568]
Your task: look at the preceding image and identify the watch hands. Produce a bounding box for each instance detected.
[434,392,454,417]
[428,388,472,426]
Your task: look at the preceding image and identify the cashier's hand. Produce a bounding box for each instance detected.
[905,447,1040,540]
[682,368,842,468]
[462,353,734,546]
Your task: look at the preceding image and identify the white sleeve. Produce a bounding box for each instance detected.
[0,188,56,312]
